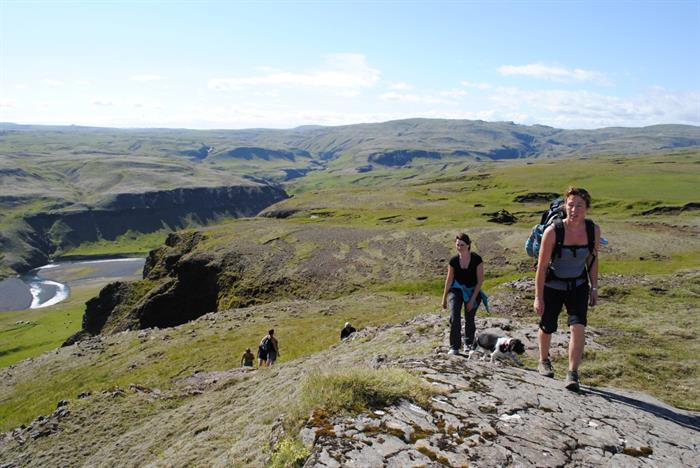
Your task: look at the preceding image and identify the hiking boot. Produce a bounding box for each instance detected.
[565,370,580,392]
[447,348,459,356]
[463,343,473,353]
[538,358,555,377]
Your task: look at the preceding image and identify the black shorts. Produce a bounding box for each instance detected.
[539,283,589,334]
[257,346,267,360]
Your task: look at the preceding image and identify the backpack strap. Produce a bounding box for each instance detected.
[584,218,597,273]
[585,219,595,254]
[552,218,565,258]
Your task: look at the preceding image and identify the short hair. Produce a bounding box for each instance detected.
[268,329,274,335]
[455,233,471,245]
[565,187,591,208]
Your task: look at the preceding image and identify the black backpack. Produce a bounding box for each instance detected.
[261,336,274,353]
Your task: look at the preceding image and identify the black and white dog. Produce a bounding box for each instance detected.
[468,333,526,366]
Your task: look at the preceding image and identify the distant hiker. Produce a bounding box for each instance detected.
[533,187,600,392]
[441,233,489,355]
[260,329,280,366]
[240,348,255,367]
[340,322,356,340]
[257,337,269,367]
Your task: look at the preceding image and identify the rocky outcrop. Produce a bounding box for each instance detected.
[513,192,561,203]
[303,358,699,466]
[136,252,222,329]
[640,202,700,216]
[301,316,700,467]
[64,232,227,340]
[483,209,518,224]
[143,231,205,280]
[65,224,453,340]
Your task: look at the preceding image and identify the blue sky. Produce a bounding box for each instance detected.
[1,1,699,129]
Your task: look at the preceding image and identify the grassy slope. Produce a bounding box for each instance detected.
[1,151,698,434]
[0,293,434,431]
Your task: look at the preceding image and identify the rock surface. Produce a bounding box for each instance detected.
[302,317,699,467]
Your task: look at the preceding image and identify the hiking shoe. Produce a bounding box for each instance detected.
[565,370,580,392]
[463,343,473,353]
[538,358,555,377]
[447,348,459,355]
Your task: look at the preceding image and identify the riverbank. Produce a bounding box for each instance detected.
[0,258,145,313]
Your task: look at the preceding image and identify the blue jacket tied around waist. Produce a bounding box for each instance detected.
[451,280,490,313]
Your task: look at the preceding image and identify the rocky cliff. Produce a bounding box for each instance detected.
[63,222,452,342]
[7,184,287,275]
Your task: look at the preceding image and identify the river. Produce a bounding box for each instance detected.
[0,258,146,312]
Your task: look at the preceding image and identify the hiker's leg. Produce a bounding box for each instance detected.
[464,304,477,349]
[539,286,564,361]
[569,324,585,371]
[538,329,552,361]
[448,291,463,350]
[565,283,589,372]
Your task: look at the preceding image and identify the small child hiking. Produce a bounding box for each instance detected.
[240,348,254,367]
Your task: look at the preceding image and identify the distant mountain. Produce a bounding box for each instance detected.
[2,119,699,169]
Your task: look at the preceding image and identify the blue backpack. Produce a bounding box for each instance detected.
[525,198,566,259]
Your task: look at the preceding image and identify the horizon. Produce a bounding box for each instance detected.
[1,116,699,134]
[1,1,699,130]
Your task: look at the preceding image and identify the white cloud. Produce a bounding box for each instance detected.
[131,101,163,110]
[498,63,612,85]
[482,86,699,128]
[440,88,469,99]
[93,99,116,107]
[0,100,15,109]
[255,66,281,73]
[380,92,448,104]
[209,54,380,93]
[43,79,64,86]
[380,92,421,102]
[252,89,281,98]
[130,74,163,82]
[389,82,413,90]
[11,84,28,90]
[460,81,492,90]
[75,80,92,86]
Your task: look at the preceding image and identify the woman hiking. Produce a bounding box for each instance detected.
[534,187,600,392]
[441,233,488,355]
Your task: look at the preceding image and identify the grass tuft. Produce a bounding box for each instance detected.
[287,367,438,432]
[269,437,310,468]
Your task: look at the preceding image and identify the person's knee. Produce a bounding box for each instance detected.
[447,294,460,310]
[568,315,587,328]
[539,321,557,334]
